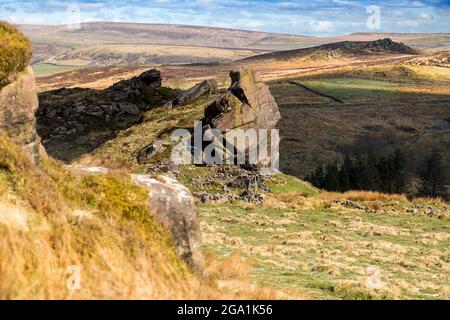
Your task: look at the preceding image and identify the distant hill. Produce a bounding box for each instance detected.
[19,22,314,50]
[351,32,450,37]
[241,38,420,63]
[20,22,313,71]
[17,22,449,76]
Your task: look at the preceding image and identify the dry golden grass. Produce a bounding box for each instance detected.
[205,252,250,282]
[366,201,382,211]
[0,135,198,299]
[200,195,450,300]
[442,286,450,300]
[204,251,308,300]
[263,192,306,210]
[321,190,407,202]
[412,197,447,206]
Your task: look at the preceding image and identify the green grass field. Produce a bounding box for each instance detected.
[300,78,401,100]
[32,63,81,77]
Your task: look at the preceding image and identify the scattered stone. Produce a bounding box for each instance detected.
[147,161,181,178]
[188,165,271,204]
[119,102,140,115]
[136,140,167,164]
[339,200,374,212]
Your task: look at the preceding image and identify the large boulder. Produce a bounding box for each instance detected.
[203,69,281,166]
[132,174,205,272]
[66,165,205,273]
[204,69,280,132]
[0,66,40,163]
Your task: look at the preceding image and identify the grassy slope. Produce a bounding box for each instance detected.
[0,135,197,299]
[0,22,32,88]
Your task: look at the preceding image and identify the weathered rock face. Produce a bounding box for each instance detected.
[204,69,281,132]
[132,174,205,272]
[36,69,172,162]
[164,79,218,109]
[203,69,281,166]
[0,67,40,163]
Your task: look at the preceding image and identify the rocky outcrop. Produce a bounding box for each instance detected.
[132,174,205,272]
[108,69,162,104]
[164,79,218,109]
[364,38,417,54]
[36,69,173,161]
[241,38,419,63]
[203,69,281,165]
[0,67,40,163]
[204,69,280,132]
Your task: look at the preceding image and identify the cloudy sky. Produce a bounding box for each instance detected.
[1,0,449,35]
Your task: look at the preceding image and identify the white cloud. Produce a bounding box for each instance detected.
[309,20,334,32]
[417,12,433,19]
[244,20,265,29]
[397,20,420,27]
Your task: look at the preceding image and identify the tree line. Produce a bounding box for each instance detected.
[305,149,448,199]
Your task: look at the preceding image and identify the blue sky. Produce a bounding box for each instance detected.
[1,0,449,35]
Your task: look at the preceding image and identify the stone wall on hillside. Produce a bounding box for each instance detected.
[0,66,41,163]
